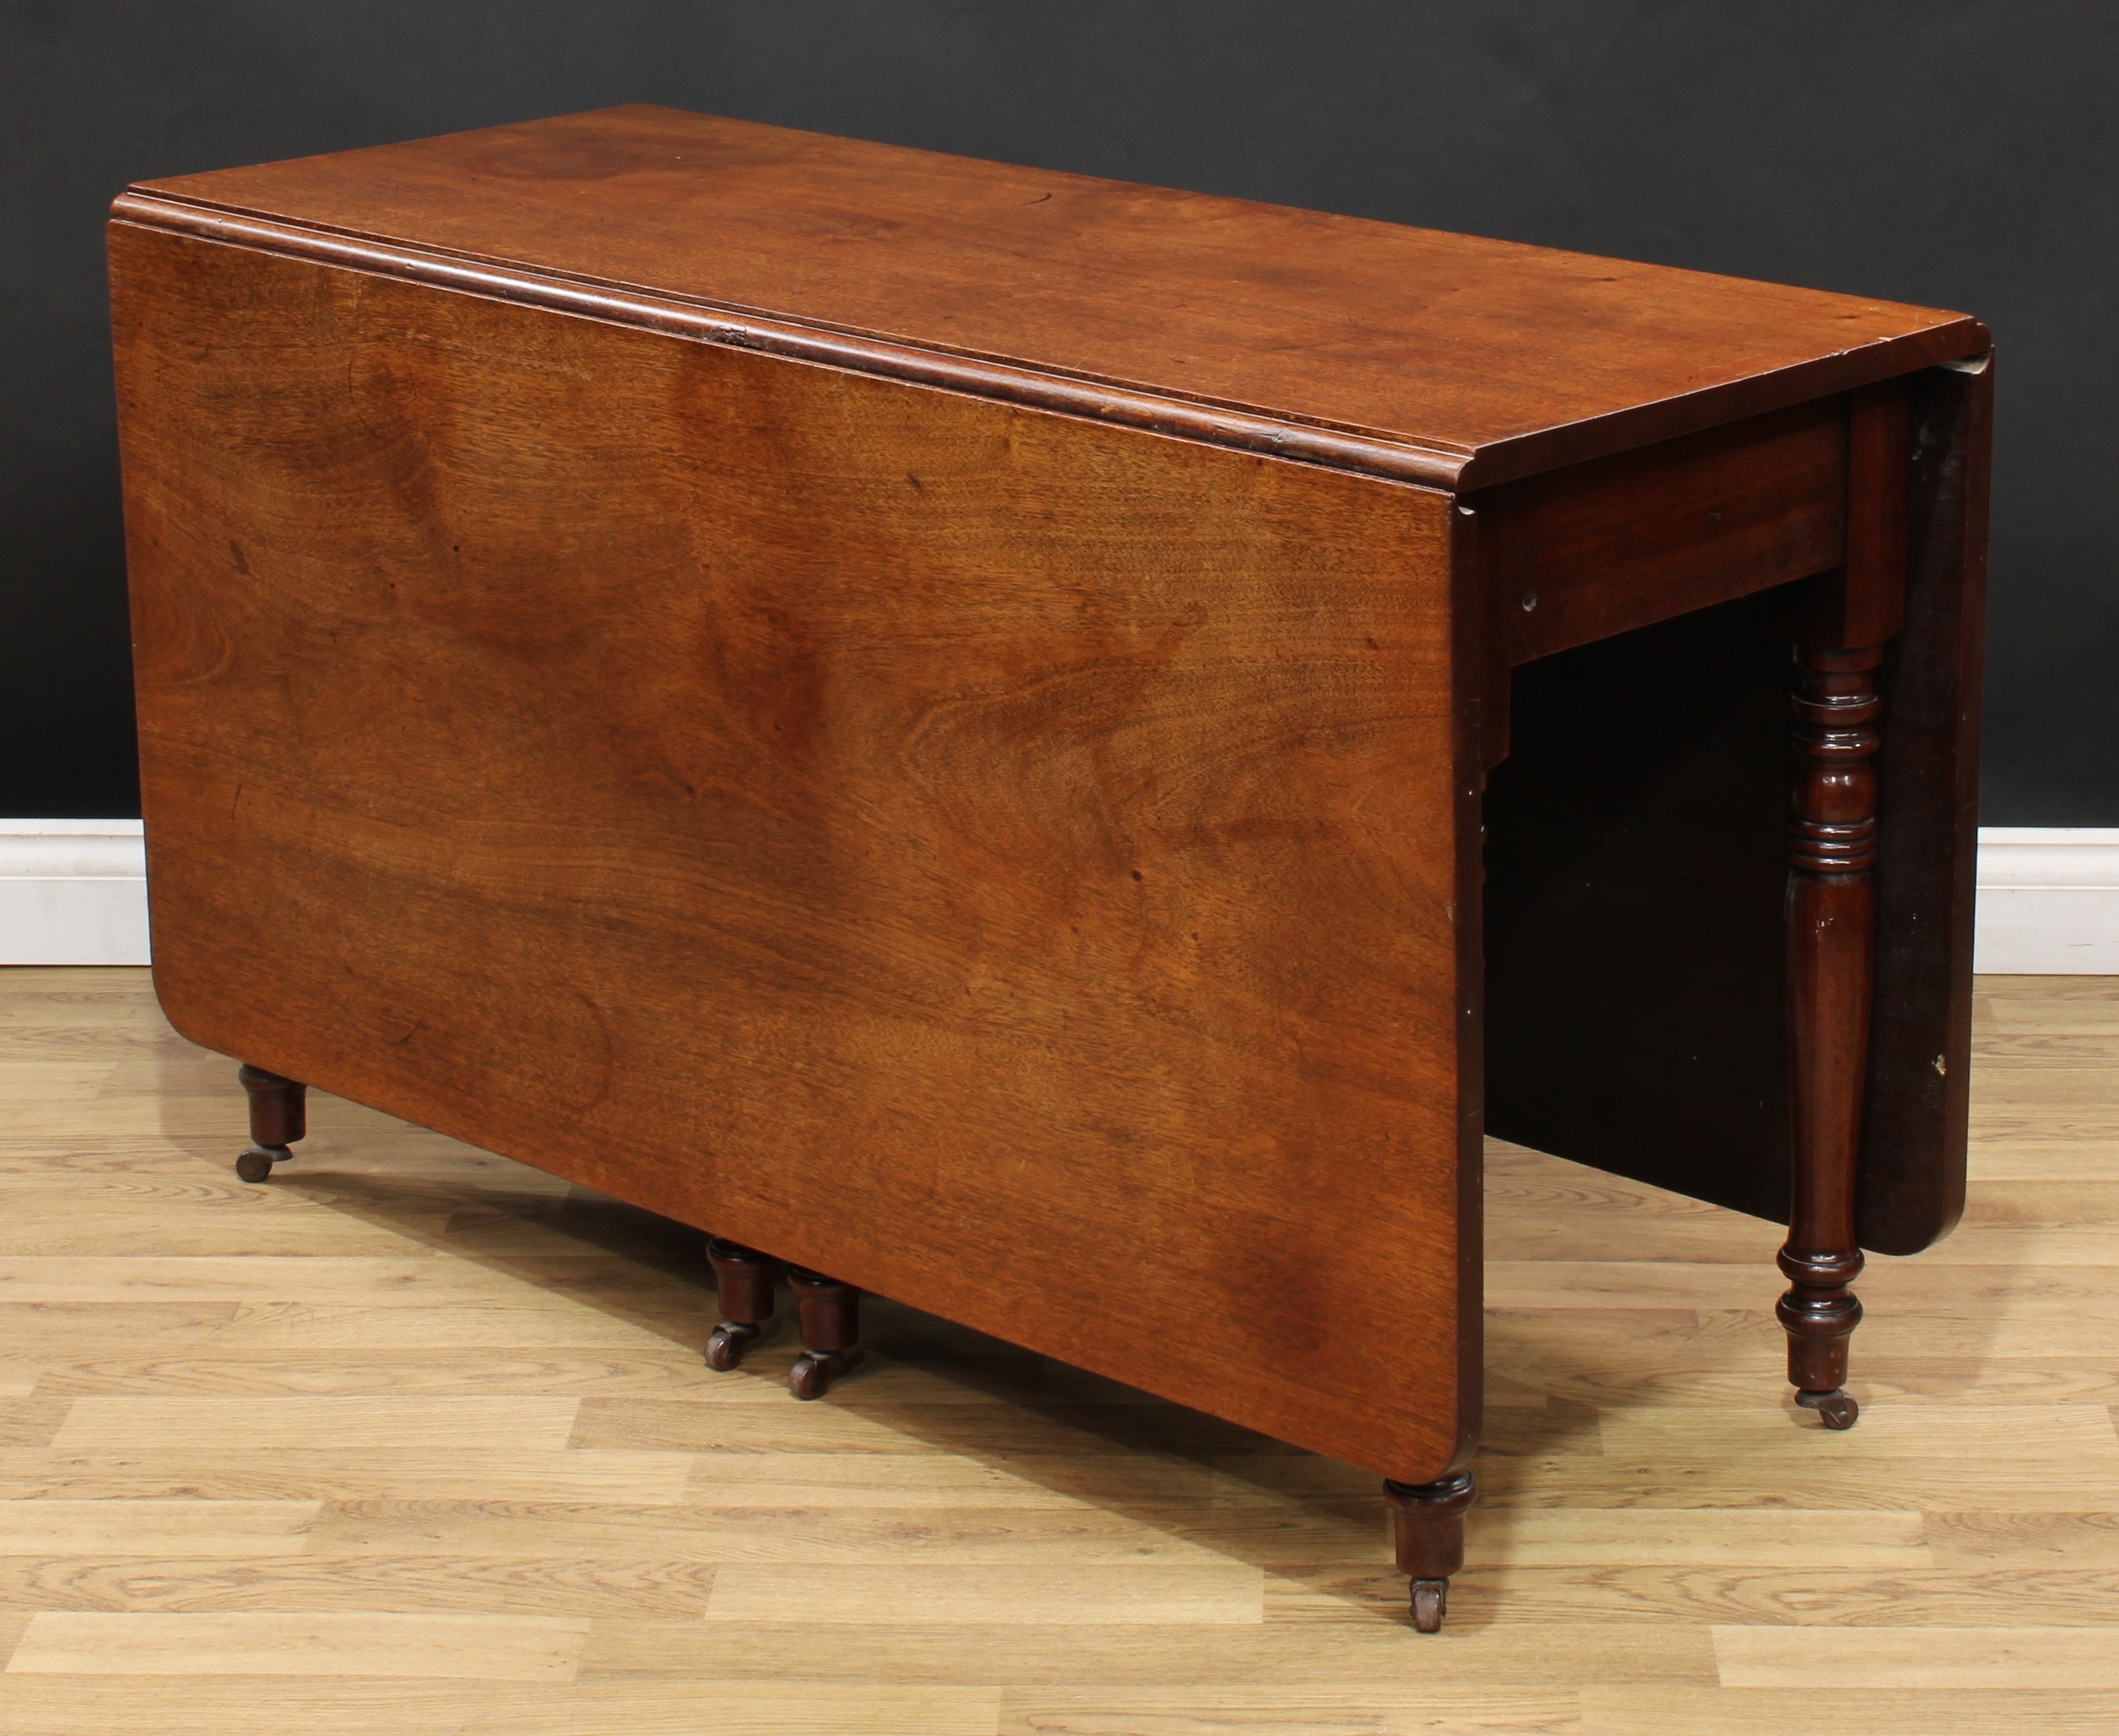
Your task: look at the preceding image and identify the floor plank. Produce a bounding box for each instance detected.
[1712,1622,2119,1689]
[0,1499,319,1556]
[705,1561,1265,1625]
[5,1610,589,1678]
[1580,1687,2119,1736]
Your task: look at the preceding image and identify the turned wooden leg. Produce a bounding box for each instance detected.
[704,1238,782,1371]
[235,1064,306,1182]
[1383,1471,1476,1633]
[787,1268,864,1399]
[1779,637,1883,1431]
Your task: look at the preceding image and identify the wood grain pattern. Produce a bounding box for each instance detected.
[1711,1625,2119,1690]
[108,221,1477,1488]
[1482,399,1846,667]
[3,967,2116,1732]
[1486,348,1983,1265]
[1582,1689,2119,1736]
[0,1501,319,1558]
[107,107,1994,1632]
[705,1562,1263,1625]
[49,1397,581,1453]
[0,1679,999,1736]
[117,104,1986,488]
[8,1610,589,1679]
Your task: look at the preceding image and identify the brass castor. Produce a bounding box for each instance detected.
[235,1143,290,1183]
[1797,1388,1860,1429]
[788,1348,863,1401]
[1410,1579,1448,1634]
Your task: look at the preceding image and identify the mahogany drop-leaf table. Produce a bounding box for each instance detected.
[108,106,1989,1632]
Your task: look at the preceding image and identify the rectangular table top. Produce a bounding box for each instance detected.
[120,103,1988,490]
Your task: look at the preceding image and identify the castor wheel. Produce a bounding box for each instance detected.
[704,1321,771,1372]
[788,1349,862,1400]
[704,1238,781,1372]
[1797,1388,1860,1429]
[786,1268,863,1399]
[1385,1471,1473,1634]
[236,1066,305,1183]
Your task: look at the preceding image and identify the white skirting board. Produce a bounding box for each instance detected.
[2,820,2116,972]
[0,821,152,965]
[1972,827,2119,974]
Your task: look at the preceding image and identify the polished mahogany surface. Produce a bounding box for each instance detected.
[120,103,1985,488]
[109,108,1991,1626]
[1483,365,1986,1258]
[111,221,1479,1485]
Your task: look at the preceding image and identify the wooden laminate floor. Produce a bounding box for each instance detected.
[1,967,2116,1734]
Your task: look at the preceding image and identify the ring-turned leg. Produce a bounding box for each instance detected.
[787,1268,864,1399]
[704,1238,782,1371]
[234,1064,306,1182]
[1383,1471,1476,1633]
[1778,637,1883,1431]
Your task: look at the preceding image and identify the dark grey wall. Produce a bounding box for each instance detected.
[5,1,2112,819]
